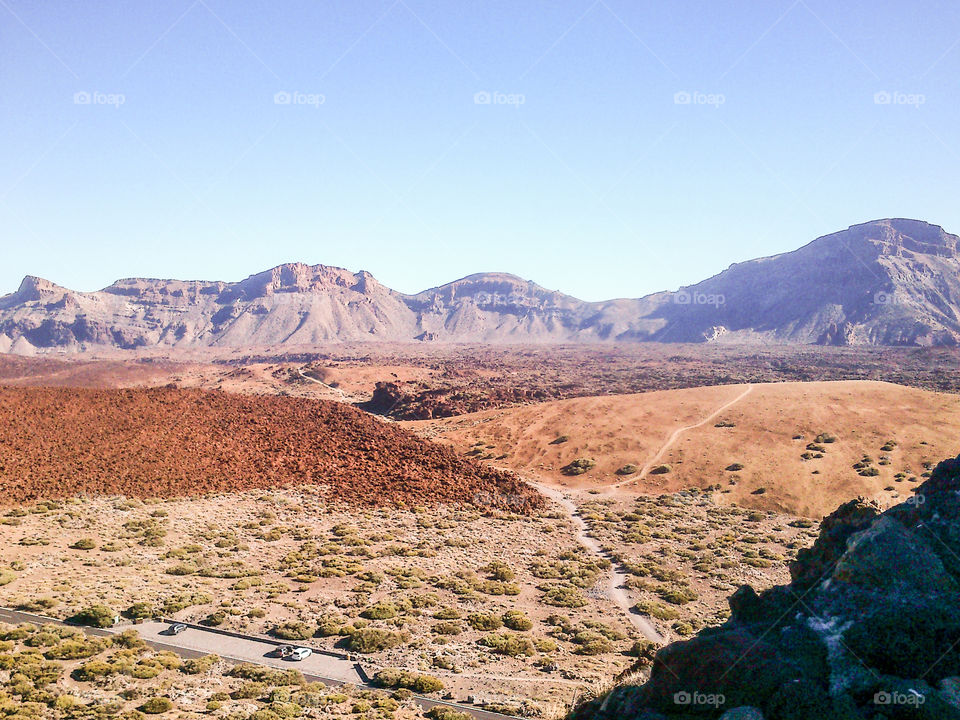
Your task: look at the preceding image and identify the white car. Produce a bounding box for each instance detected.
[289,647,312,661]
[169,623,187,635]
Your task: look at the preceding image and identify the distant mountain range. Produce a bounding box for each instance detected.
[3,218,960,353]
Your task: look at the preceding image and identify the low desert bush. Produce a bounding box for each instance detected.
[561,459,596,476]
[501,611,532,631]
[372,668,444,693]
[272,622,313,640]
[345,628,407,654]
[69,605,116,628]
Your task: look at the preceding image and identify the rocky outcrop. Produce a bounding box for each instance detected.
[3,220,960,352]
[574,453,960,719]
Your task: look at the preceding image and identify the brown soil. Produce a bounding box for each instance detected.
[0,386,540,510]
[410,380,958,518]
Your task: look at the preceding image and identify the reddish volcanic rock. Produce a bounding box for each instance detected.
[0,386,541,511]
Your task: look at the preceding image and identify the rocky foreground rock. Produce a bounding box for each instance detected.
[574,454,960,719]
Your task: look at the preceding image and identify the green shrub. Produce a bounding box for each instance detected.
[649,464,671,475]
[124,603,154,620]
[181,654,219,675]
[656,585,698,605]
[373,668,444,693]
[478,633,535,657]
[360,602,398,620]
[69,605,116,628]
[561,459,596,476]
[466,613,502,631]
[73,660,116,681]
[542,585,587,608]
[432,621,462,636]
[272,622,313,640]
[549,435,570,445]
[426,708,471,720]
[615,464,638,475]
[501,611,532,631]
[634,601,680,621]
[139,698,173,714]
[70,539,96,550]
[482,561,515,581]
[346,628,406,654]
[164,563,197,576]
[725,463,744,472]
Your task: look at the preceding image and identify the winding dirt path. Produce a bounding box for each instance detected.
[611,383,754,489]
[533,482,664,644]
[524,384,756,645]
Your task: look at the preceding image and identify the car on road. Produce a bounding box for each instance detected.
[168,623,187,635]
[289,647,312,661]
[276,645,296,658]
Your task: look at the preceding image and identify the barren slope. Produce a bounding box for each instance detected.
[411,380,955,517]
[0,386,540,510]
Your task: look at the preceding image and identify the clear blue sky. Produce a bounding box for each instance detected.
[2,0,959,301]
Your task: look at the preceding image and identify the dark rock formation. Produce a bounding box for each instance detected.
[574,454,960,719]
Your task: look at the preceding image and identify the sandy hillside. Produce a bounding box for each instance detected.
[409,380,958,517]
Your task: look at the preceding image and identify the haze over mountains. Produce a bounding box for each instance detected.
[2,218,960,353]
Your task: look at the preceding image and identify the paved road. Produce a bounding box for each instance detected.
[0,609,520,720]
[134,621,361,683]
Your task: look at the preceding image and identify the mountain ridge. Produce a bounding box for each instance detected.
[3,218,960,353]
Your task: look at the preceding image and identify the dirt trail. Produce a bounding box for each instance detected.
[532,482,663,644]
[611,383,754,489]
[524,386,756,645]
[297,367,349,400]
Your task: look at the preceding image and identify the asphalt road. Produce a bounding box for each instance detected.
[0,608,520,720]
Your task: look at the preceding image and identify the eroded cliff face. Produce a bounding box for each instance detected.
[574,453,960,720]
[3,219,960,353]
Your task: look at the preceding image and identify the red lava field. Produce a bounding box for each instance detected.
[0,386,541,511]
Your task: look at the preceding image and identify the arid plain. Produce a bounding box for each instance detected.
[0,344,957,719]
